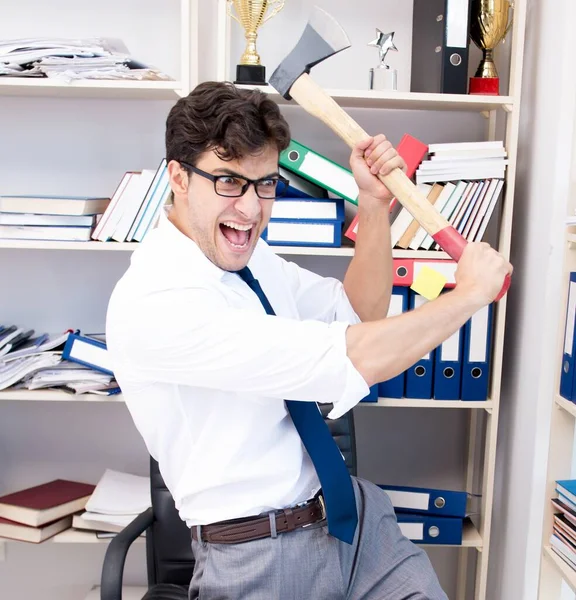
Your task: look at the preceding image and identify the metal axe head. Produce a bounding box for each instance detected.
[269,6,350,99]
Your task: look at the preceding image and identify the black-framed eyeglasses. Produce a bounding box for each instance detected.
[179,161,290,199]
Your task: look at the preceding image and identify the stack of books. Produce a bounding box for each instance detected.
[72,469,151,538]
[92,159,170,243]
[0,479,95,543]
[0,195,110,242]
[550,480,576,568]
[390,141,506,250]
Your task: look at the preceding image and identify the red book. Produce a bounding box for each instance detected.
[345,133,428,242]
[0,479,95,527]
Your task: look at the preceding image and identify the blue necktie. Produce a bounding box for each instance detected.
[236,266,358,544]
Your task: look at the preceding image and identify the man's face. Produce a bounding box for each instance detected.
[181,145,279,272]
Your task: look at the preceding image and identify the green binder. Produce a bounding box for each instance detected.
[279,140,359,205]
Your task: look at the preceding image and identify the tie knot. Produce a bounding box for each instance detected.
[236,266,255,284]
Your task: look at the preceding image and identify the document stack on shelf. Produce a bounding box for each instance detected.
[389,141,506,251]
[92,159,170,243]
[72,469,151,538]
[549,480,576,569]
[0,479,95,543]
[0,195,110,241]
[378,484,474,545]
[0,327,119,395]
[0,38,172,81]
[360,284,493,402]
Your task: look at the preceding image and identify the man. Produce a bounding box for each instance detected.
[106,81,512,599]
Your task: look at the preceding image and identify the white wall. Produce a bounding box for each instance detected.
[486,0,576,598]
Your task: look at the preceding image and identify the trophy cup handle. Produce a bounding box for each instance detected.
[262,0,285,24]
[504,1,515,39]
[226,0,241,25]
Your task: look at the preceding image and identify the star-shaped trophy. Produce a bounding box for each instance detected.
[368,29,398,91]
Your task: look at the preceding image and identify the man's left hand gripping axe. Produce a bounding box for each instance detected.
[269,6,511,301]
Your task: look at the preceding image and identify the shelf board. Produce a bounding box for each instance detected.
[555,394,576,418]
[0,239,450,259]
[0,390,490,408]
[235,84,514,112]
[360,398,492,409]
[543,545,576,593]
[0,390,122,402]
[0,78,182,100]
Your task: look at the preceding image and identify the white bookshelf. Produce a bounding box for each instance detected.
[538,233,576,596]
[215,1,525,599]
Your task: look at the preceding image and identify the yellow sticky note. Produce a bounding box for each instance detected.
[410,265,447,301]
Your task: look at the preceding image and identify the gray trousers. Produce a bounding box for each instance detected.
[189,477,448,600]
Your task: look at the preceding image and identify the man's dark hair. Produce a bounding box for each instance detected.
[165,81,291,166]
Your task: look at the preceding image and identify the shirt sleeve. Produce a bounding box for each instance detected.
[274,254,362,325]
[106,285,369,419]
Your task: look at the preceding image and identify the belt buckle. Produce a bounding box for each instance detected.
[318,494,327,521]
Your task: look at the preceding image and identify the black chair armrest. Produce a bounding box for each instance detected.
[100,508,154,600]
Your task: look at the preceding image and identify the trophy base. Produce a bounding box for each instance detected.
[369,67,397,91]
[235,65,266,86]
[469,77,500,95]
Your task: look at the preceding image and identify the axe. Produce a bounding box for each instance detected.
[269,7,510,301]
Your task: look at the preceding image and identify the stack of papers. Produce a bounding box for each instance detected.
[0,37,172,82]
[73,469,151,535]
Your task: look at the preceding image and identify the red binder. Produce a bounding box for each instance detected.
[392,258,457,288]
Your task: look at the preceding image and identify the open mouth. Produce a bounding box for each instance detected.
[219,221,254,251]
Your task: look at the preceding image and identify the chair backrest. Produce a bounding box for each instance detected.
[146,404,357,587]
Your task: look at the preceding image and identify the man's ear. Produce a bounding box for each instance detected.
[167,160,189,199]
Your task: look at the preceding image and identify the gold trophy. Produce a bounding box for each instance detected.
[227,0,285,85]
[469,0,514,95]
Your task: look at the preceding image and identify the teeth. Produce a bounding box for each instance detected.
[222,222,252,231]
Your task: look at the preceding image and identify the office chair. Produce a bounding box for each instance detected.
[100,403,358,600]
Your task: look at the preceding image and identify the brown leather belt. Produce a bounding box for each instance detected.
[191,494,326,544]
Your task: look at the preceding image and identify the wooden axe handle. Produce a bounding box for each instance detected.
[288,73,510,301]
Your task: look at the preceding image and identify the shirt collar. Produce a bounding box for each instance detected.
[155,207,251,283]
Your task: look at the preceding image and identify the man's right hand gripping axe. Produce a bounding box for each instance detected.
[269,6,511,301]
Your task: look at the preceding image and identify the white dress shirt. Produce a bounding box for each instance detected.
[105,210,369,526]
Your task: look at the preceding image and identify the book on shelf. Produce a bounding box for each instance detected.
[0,225,93,242]
[0,514,73,543]
[0,213,97,227]
[0,479,95,527]
[0,195,110,216]
[92,159,171,243]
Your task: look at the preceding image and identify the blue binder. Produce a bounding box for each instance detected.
[461,303,493,401]
[62,332,113,375]
[360,384,379,403]
[433,324,464,400]
[396,514,464,545]
[379,484,468,518]
[560,273,576,401]
[261,218,343,247]
[378,287,409,398]
[405,291,435,399]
